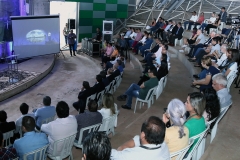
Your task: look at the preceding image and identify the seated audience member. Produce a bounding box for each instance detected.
[75,100,102,141]
[186,29,205,57]
[112,63,121,79]
[138,58,168,85]
[199,12,216,32]
[41,101,77,156]
[193,37,220,66]
[139,34,153,57]
[124,27,132,39]
[156,20,167,39]
[100,71,110,87]
[192,57,220,91]
[111,116,170,160]
[205,14,221,34]
[142,42,163,67]
[101,43,114,64]
[162,99,189,156]
[133,31,148,54]
[0,110,15,133]
[119,67,158,109]
[194,12,205,28]
[202,89,220,123]
[222,49,240,76]
[82,132,111,160]
[169,22,184,46]
[128,28,137,47]
[149,18,157,28]
[91,75,105,96]
[212,73,232,108]
[212,44,228,69]
[0,131,18,159]
[182,28,198,47]
[140,38,161,63]
[110,46,119,61]
[14,116,49,160]
[184,11,198,30]
[150,18,161,34]
[98,93,116,119]
[131,29,143,48]
[105,56,125,72]
[163,21,177,43]
[184,92,206,150]
[34,96,56,130]
[116,60,124,73]
[162,20,173,41]
[15,103,35,134]
[106,68,114,82]
[73,81,93,113]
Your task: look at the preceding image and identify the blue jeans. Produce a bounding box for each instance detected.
[125,83,140,107]
[64,35,68,45]
[199,69,207,79]
[129,40,134,47]
[184,21,194,30]
[199,23,207,32]
[194,48,204,57]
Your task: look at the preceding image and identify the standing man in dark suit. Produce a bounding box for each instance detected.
[219,7,227,23]
[68,30,77,56]
[169,22,184,46]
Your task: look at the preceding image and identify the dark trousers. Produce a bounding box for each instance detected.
[137,75,150,85]
[196,50,207,65]
[134,42,143,54]
[69,44,75,56]
[73,100,85,113]
[188,44,204,58]
[205,24,217,34]
[169,35,182,45]
[64,36,68,45]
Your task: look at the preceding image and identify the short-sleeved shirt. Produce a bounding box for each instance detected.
[197,33,205,44]
[200,66,220,90]
[111,135,170,160]
[34,106,56,128]
[210,44,221,55]
[190,15,198,22]
[139,77,158,99]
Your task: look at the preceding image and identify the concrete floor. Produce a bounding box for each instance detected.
[0,47,239,159]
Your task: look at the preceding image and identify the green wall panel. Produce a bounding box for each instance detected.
[117,12,128,18]
[79,33,93,41]
[106,0,118,4]
[93,3,106,11]
[79,11,93,18]
[105,11,117,18]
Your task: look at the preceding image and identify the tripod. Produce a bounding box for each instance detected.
[55,49,65,59]
[224,25,240,49]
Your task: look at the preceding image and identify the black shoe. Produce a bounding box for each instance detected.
[74,54,76,56]
[121,105,131,110]
[193,74,199,79]
[117,95,127,101]
[140,59,146,63]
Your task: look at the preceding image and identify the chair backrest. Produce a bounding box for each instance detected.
[40,115,55,126]
[50,134,77,158]
[216,103,232,125]
[184,124,210,160]
[76,123,102,146]
[170,138,194,160]
[99,114,117,135]
[227,70,238,92]
[144,87,156,101]
[3,130,14,147]
[206,117,217,126]
[23,144,49,160]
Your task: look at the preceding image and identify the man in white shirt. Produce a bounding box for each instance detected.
[213,44,228,68]
[184,11,198,30]
[124,27,132,38]
[15,103,35,134]
[111,116,170,160]
[212,73,232,108]
[41,101,77,156]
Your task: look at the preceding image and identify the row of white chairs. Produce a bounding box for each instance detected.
[134,75,168,113]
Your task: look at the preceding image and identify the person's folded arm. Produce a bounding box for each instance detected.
[117,139,135,151]
[193,74,211,85]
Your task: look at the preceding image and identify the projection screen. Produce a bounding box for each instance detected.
[11,15,60,59]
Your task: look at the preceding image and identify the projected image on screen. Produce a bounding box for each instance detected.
[11,15,60,59]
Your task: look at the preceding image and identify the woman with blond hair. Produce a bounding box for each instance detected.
[98,93,116,119]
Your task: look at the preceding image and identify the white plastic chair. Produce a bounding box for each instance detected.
[3,130,14,147]
[23,144,49,160]
[210,103,232,143]
[99,114,117,136]
[113,75,121,92]
[134,87,155,113]
[163,75,168,88]
[74,123,102,148]
[36,115,55,132]
[170,138,194,160]
[154,77,165,100]
[184,124,210,160]
[85,93,96,109]
[48,134,77,160]
[226,70,238,92]
[96,90,105,107]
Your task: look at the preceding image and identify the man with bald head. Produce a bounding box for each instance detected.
[111,116,170,160]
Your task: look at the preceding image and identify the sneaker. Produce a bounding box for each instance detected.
[121,105,131,110]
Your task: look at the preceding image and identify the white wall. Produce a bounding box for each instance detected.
[50,1,77,48]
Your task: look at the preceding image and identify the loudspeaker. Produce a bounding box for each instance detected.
[104,23,113,31]
[68,19,75,29]
[103,34,112,42]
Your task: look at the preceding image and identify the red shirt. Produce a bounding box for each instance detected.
[197,16,205,24]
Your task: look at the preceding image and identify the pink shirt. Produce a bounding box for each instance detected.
[135,32,143,41]
[106,46,113,56]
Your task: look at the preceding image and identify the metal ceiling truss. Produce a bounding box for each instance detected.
[114,0,240,33]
